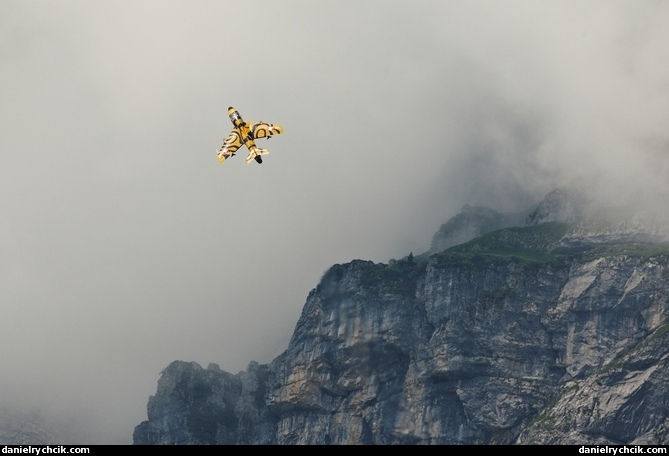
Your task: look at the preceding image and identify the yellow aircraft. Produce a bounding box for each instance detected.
[217,107,284,164]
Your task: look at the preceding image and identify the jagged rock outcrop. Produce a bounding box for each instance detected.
[428,204,525,255]
[134,189,669,444]
[526,187,588,225]
[133,361,271,444]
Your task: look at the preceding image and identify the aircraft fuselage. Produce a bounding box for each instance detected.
[228,107,263,163]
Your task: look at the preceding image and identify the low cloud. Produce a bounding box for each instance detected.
[1,0,668,443]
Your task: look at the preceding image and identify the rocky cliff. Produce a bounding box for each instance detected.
[134,189,669,444]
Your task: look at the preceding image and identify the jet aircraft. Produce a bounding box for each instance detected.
[217,107,284,164]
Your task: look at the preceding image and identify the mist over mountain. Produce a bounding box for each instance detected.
[3,1,669,445]
[0,405,82,445]
[133,187,669,444]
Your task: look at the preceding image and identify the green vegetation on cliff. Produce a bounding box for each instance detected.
[432,222,571,269]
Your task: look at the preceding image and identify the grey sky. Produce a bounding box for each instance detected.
[2,0,669,444]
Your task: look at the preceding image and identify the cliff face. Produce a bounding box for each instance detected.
[134,190,669,445]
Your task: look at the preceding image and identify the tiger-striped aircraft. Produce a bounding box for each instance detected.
[217,107,284,164]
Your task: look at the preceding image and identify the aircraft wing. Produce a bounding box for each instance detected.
[217,130,243,163]
[249,122,284,140]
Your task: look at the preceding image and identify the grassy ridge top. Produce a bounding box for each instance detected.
[432,222,571,268]
[432,221,669,270]
[321,222,669,292]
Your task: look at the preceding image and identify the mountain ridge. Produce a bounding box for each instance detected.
[133,187,669,444]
